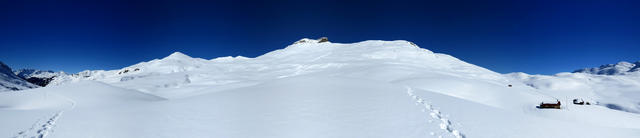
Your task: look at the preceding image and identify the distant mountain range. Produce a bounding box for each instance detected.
[0,62,68,91]
[0,62,38,91]
[14,69,67,87]
[573,61,640,75]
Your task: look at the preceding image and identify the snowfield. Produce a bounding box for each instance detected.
[507,72,640,114]
[1,39,639,137]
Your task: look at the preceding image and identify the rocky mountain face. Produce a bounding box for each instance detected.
[0,62,38,91]
[292,37,330,44]
[573,61,640,75]
[14,69,66,87]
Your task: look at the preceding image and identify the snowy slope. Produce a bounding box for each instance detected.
[508,62,640,114]
[1,38,640,137]
[0,62,38,92]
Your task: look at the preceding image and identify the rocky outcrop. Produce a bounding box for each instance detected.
[318,37,329,43]
[118,68,141,75]
[293,37,331,44]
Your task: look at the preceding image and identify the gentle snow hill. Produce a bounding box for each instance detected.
[2,38,640,137]
[0,62,38,92]
[0,81,164,110]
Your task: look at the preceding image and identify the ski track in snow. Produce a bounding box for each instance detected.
[405,87,465,138]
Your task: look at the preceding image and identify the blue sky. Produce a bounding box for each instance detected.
[0,0,639,74]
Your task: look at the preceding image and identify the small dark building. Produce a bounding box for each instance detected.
[537,101,561,109]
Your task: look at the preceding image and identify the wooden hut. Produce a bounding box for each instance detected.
[537,101,561,109]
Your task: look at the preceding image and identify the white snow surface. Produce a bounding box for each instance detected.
[507,71,640,114]
[1,39,639,137]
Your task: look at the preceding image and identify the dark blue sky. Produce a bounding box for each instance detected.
[1,0,639,74]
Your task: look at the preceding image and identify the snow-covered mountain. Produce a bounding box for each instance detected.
[14,69,66,87]
[0,62,38,92]
[49,38,508,99]
[573,61,640,75]
[2,38,640,138]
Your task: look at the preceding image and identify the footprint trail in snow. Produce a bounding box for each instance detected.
[405,87,465,138]
[13,111,64,138]
[13,97,75,138]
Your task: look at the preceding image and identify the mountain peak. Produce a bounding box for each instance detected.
[163,52,192,60]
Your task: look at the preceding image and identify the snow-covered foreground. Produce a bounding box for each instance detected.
[1,39,639,137]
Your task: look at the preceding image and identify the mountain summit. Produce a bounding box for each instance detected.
[162,52,193,60]
[292,37,330,44]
